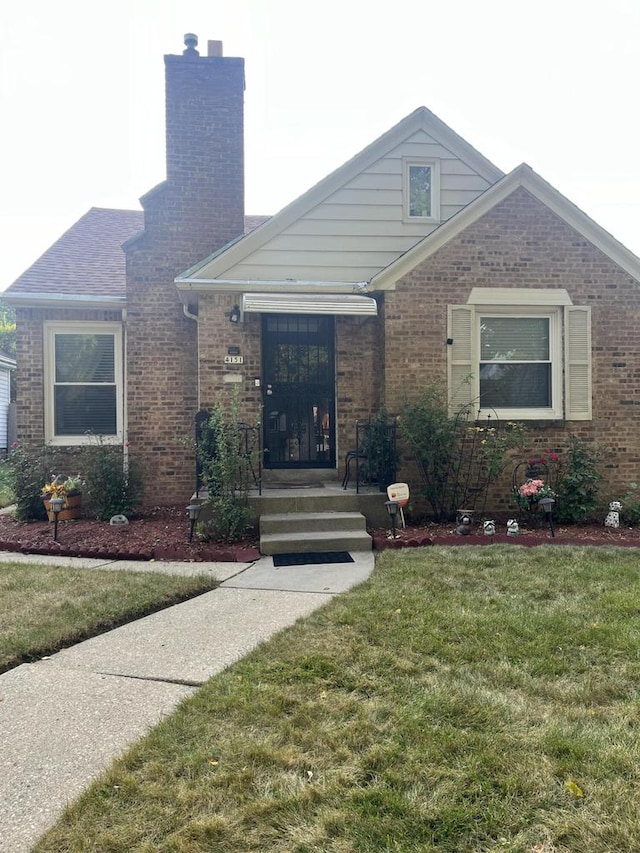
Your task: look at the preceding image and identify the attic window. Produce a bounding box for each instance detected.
[403,157,440,223]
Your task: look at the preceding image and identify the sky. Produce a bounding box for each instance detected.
[1,0,639,290]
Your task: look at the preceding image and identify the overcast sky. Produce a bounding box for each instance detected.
[1,0,639,290]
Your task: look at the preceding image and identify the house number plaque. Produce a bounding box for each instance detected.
[223,355,244,364]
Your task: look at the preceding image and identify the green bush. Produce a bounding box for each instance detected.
[3,443,65,521]
[400,382,527,520]
[196,396,255,542]
[552,436,603,524]
[621,483,640,526]
[80,440,144,520]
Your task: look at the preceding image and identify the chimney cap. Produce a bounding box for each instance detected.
[183,33,199,55]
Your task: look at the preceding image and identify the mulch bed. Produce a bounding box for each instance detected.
[0,506,262,563]
[370,519,640,550]
[0,506,638,563]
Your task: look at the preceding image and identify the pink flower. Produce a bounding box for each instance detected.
[519,479,545,497]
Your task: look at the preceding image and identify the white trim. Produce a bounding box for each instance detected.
[242,293,378,316]
[3,293,126,309]
[176,278,369,292]
[44,321,124,446]
[402,157,441,223]
[468,287,572,306]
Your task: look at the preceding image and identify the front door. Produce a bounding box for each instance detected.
[262,314,335,469]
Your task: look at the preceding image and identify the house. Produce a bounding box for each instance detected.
[0,349,16,453]
[5,34,640,512]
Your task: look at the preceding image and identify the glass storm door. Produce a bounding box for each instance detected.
[262,314,336,469]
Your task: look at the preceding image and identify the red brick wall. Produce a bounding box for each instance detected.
[383,187,640,509]
[125,50,245,503]
[336,313,383,467]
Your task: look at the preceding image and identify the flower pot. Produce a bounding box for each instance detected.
[43,494,82,522]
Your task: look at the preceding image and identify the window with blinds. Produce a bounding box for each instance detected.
[479,316,552,408]
[45,323,122,443]
[447,300,592,421]
[54,334,116,435]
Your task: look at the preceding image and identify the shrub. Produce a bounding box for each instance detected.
[621,483,640,526]
[196,396,255,542]
[550,436,603,524]
[80,440,144,520]
[400,382,527,520]
[4,442,65,521]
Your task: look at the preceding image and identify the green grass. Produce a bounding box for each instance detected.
[34,545,640,852]
[0,562,218,672]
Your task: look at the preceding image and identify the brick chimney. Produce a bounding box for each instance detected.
[162,33,245,251]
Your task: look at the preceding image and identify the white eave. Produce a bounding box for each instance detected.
[175,278,370,294]
[1,292,127,309]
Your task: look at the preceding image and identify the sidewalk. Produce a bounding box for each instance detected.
[0,551,375,853]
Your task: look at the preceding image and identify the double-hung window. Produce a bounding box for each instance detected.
[448,289,591,421]
[403,157,440,223]
[45,322,123,444]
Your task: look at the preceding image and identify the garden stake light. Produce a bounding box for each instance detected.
[538,497,556,537]
[186,503,202,543]
[385,499,399,539]
[49,496,65,542]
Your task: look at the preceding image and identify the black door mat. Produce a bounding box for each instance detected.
[273,551,354,567]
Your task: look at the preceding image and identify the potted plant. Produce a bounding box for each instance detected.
[41,474,83,521]
[514,478,555,512]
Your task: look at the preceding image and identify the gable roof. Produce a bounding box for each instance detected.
[4,209,270,306]
[370,163,640,289]
[175,107,504,289]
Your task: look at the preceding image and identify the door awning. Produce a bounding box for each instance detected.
[242,292,378,316]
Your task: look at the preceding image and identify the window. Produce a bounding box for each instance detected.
[45,322,123,444]
[448,294,591,421]
[479,314,554,410]
[403,158,440,222]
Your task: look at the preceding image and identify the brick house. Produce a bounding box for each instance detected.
[5,35,640,511]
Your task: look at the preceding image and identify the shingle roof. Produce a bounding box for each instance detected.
[5,208,271,298]
[6,208,144,297]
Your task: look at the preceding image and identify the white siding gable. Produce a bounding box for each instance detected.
[179,108,502,288]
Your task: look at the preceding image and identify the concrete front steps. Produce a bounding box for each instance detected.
[260,511,372,556]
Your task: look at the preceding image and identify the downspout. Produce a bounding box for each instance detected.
[183,301,200,410]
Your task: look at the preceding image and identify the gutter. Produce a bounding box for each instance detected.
[175,278,371,293]
[2,293,127,309]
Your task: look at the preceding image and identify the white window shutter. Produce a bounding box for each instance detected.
[565,305,592,420]
[447,305,476,417]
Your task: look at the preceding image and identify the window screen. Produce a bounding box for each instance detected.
[53,334,117,435]
[479,317,551,408]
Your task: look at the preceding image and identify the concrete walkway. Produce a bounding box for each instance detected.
[0,551,375,853]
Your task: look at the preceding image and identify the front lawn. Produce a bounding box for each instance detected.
[0,562,219,672]
[33,545,640,852]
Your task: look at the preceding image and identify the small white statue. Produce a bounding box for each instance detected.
[507,519,519,536]
[605,501,622,528]
[483,520,496,536]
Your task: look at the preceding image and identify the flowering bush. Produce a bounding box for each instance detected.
[514,478,555,509]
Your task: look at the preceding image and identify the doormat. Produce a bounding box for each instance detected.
[273,551,354,567]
